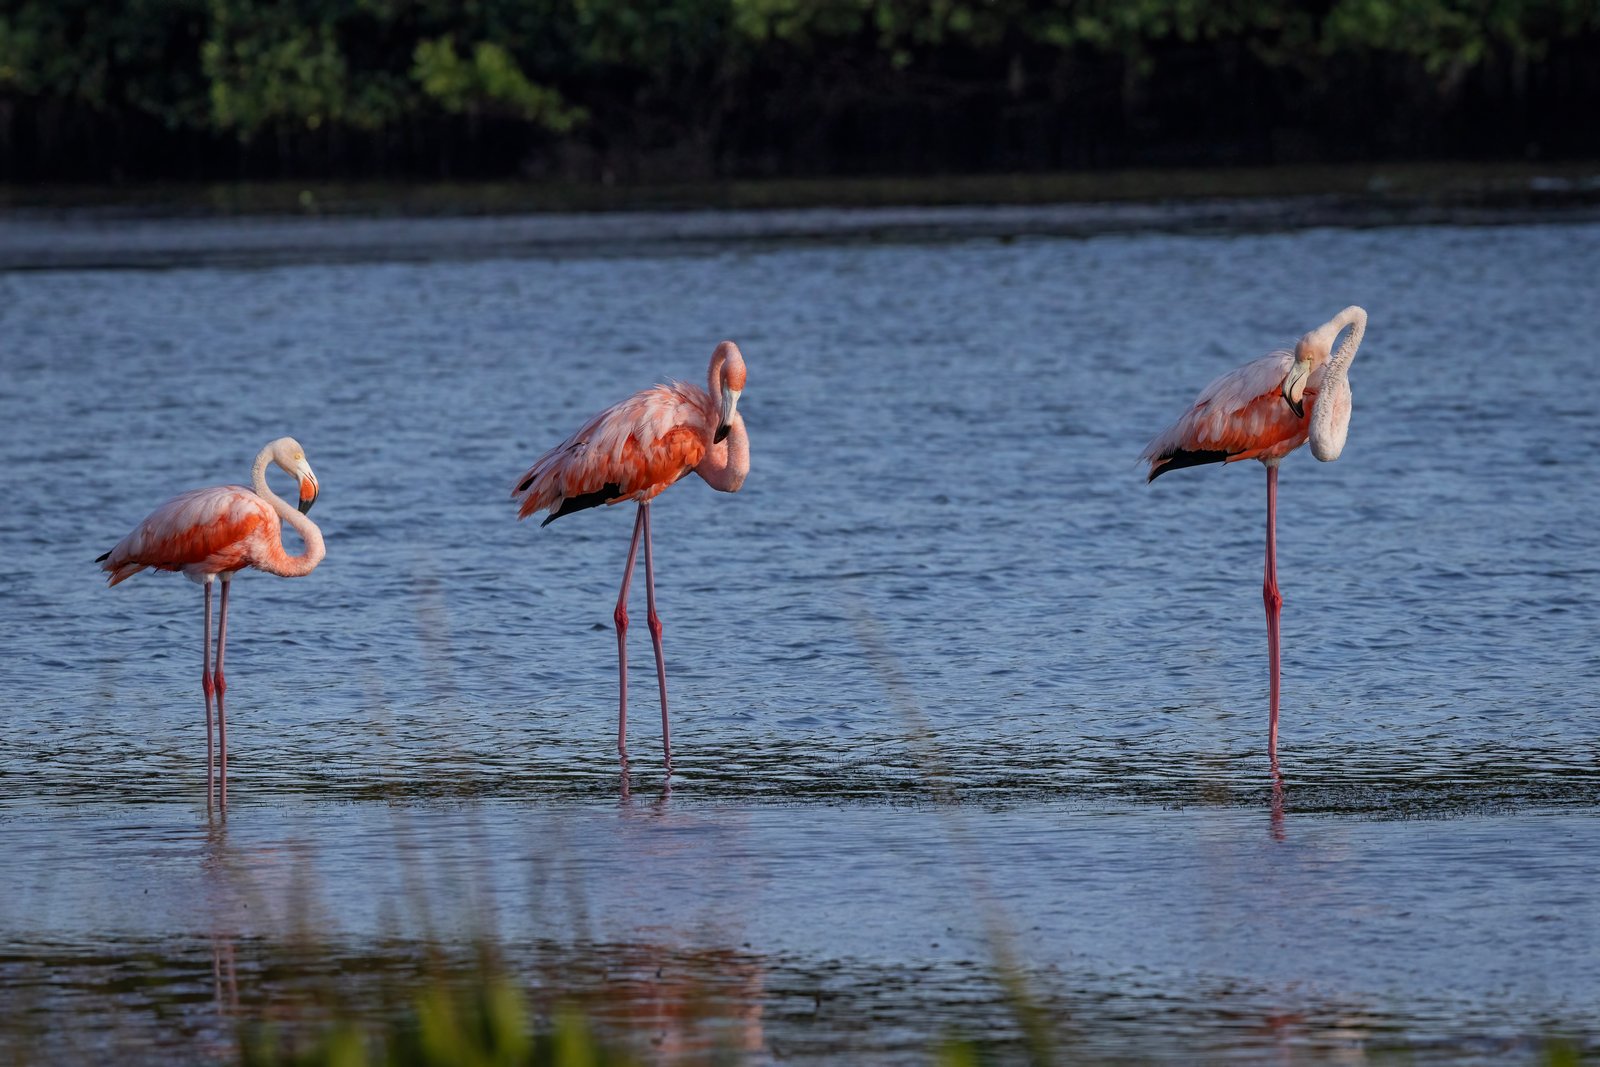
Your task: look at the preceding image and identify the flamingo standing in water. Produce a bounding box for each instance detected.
[512,341,749,772]
[1143,306,1368,761]
[98,437,325,804]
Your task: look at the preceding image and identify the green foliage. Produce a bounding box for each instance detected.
[412,38,583,131]
[935,1038,983,1067]
[1541,1036,1587,1067]
[0,0,210,125]
[1319,0,1596,72]
[0,0,1596,164]
[726,0,1599,71]
[241,978,640,1067]
[203,1,358,133]
[570,0,733,69]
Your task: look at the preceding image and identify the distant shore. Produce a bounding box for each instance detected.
[6,161,1600,221]
[3,162,1599,272]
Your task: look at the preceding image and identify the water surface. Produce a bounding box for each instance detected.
[2,208,1598,1063]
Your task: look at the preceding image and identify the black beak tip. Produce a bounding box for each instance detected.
[1286,397,1305,419]
[298,496,316,515]
[714,425,730,444]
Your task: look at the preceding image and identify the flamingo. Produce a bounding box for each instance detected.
[1143,306,1367,761]
[512,341,749,772]
[97,437,325,805]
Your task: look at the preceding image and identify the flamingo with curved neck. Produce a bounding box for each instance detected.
[1307,306,1367,462]
[1144,307,1369,762]
[512,341,750,775]
[99,436,325,805]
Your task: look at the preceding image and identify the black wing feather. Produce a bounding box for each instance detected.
[1147,448,1234,482]
[540,483,624,526]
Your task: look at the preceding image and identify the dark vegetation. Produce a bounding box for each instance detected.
[2,0,1599,183]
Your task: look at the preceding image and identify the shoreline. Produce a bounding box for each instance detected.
[5,160,1600,218]
[3,162,1599,271]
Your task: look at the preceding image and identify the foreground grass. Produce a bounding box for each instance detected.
[242,980,639,1067]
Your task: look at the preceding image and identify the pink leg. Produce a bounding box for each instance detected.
[1263,464,1283,762]
[215,578,231,806]
[614,508,645,759]
[202,582,216,808]
[641,503,671,773]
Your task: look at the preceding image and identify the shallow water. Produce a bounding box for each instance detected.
[2,207,1598,1063]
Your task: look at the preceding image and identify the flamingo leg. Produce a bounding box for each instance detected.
[215,577,231,806]
[1263,464,1283,762]
[202,581,216,808]
[641,502,671,773]
[614,507,645,759]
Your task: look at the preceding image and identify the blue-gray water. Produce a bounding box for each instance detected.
[2,207,1598,1063]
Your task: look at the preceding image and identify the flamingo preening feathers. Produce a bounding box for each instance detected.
[512,340,750,773]
[1143,306,1368,762]
[98,437,325,805]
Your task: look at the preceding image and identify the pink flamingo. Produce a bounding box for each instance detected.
[512,341,749,771]
[1143,306,1367,761]
[98,437,325,804]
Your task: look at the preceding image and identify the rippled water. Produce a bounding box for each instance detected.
[2,207,1598,1063]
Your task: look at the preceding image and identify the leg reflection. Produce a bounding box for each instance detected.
[1269,759,1286,842]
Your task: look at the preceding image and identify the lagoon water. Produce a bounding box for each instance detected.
[2,206,1598,1063]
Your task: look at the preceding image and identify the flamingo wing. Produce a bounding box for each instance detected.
[98,485,276,585]
[1143,350,1315,480]
[513,383,714,524]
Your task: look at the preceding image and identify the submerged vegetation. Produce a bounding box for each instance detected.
[2,0,1598,180]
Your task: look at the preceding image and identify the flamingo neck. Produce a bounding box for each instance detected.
[251,445,326,578]
[696,414,748,492]
[706,346,731,413]
[1309,305,1367,462]
[697,342,747,492]
[707,352,723,402]
[1313,305,1367,389]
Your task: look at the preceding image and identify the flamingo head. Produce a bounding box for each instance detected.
[711,341,747,444]
[1281,331,1329,420]
[270,436,320,514]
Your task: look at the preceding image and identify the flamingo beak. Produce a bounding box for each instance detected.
[1282,360,1310,419]
[297,470,319,514]
[714,388,740,444]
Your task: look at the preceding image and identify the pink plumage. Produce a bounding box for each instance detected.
[1142,350,1321,479]
[99,486,279,586]
[98,437,325,807]
[512,382,720,525]
[512,341,750,774]
[1143,308,1369,763]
